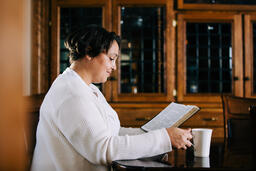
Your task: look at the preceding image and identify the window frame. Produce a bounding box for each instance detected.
[112,0,175,102]
[51,0,112,99]
[177,0,256,11]
[111,0,175,102]
[244,13,256,98]
[177,12,243,103]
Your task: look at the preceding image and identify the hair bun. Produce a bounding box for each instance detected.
[64,25,120,62]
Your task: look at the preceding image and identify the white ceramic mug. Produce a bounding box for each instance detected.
[193,157,210,167]
[192,128,212,157]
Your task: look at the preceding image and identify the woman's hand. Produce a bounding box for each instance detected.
[166,127,193,150]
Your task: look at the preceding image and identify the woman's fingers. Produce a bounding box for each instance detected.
[186,139,193,147]
[166,127,194,150]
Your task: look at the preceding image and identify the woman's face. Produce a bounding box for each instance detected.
[90,40,119,83]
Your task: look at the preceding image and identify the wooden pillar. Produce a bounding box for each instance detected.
[0,0,28,170]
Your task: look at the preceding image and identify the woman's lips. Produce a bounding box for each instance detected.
[107,71,111,76]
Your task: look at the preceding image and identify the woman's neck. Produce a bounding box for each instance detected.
[70,62,91,85]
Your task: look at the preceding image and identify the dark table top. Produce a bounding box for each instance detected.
[112,138,255,170]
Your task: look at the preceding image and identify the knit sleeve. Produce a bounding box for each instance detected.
[119,127,145,136]
[56,96,172,165]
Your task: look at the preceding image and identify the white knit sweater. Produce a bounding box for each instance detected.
[31,68,172,171]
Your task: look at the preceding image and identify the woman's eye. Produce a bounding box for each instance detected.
[109,57,114,61]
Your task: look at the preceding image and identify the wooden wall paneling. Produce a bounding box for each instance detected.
[112,102,170,127]
[244,14,256,98]
[115,0,167,6]
[31,0,50,94]
[181,111,223,127]
[111,103,166,127]
[177,13,185,102]
[166,0,176,102]
[244,14,253,98]
[177,0,256,11]
[111,101,222,109]
[56,0,111,6]
[113,102,224,138]
[233,14,244,97]
[116,108,163,127]
[111,0,120,102]
[179,107,224,138]
[0,0,28,170]
[180,126,224,138]
[102,0,113,101]
[51,0,58,84]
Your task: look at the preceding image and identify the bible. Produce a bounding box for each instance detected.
[141,102,200,132]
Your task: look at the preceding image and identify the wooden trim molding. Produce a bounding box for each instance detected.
[244,14,256,98]
[31,0,50,94]
[233,14,243,97]
[177,0,256,11]
[101,0,113,101]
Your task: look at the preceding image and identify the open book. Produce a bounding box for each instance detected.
[141,102,200,132]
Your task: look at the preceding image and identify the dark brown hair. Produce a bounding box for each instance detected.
[64,25,120,62]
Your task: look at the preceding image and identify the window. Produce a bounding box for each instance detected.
[120,7,166,94]
[177,12,243,102]
[51,0,112,91]
[60,7,102,73]
[111,0,175,102]
[186,23,232,93]
[50,0,111,83]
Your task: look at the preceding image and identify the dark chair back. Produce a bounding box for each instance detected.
[221,95,256,144]
[249,105,256,166]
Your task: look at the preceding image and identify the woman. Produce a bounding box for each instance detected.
[31,25,192,171]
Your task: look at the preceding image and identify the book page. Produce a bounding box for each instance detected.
[141,102,199,132]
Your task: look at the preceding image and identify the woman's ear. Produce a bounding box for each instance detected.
[85,55,92,61]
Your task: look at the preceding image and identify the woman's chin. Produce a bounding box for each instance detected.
[93,78,107,84]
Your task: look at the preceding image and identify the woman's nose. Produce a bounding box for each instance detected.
[112,61,116,70]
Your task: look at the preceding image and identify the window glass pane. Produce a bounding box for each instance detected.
[60,7,102,89]
[184,0,256,5]
[120,7,166,93]
[186,23,232,93]
[253,23,256,93]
